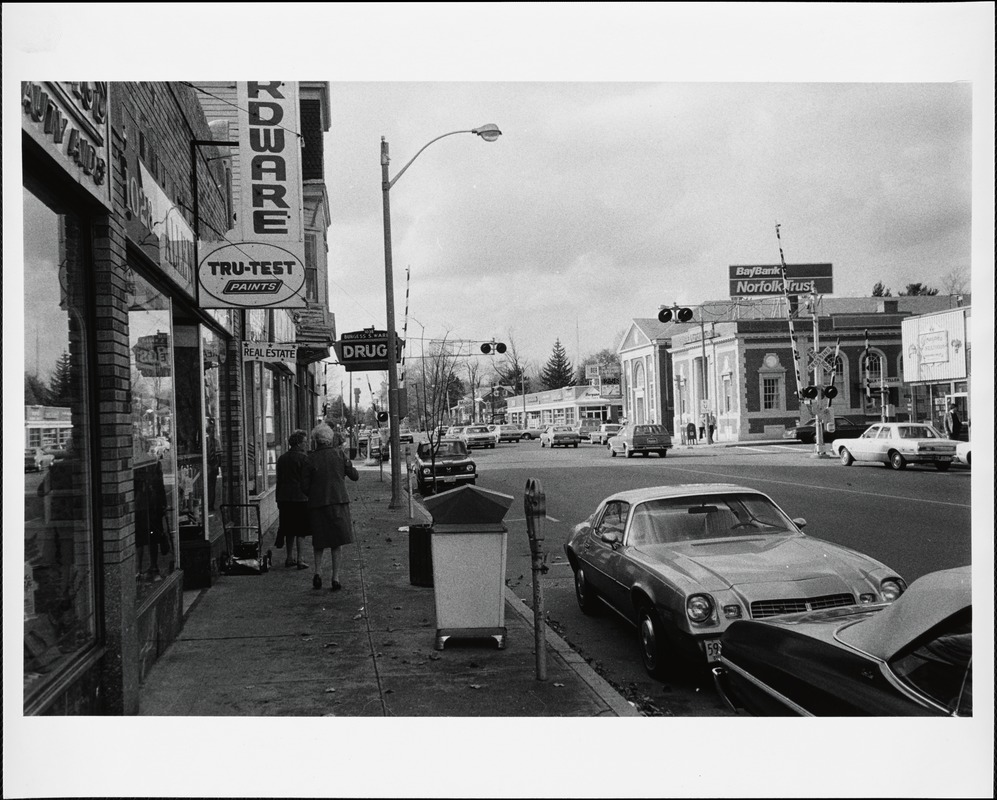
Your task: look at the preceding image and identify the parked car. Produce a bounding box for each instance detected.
[460,424,496,449]
[493,424,526,443]
[782,416,868,444]
[575,418,603,440]
[712,565,971,716]
[589,423,621,445]
[398,428,414,444]
[539,424,581,448]
[445,425,466,439]
[832,422,957,471]
[24,446,56,472]
[366,431,390,461]
[607,423,673,458]
[564,483,906,679]
[485,424,503,446]
[954,440,971,467]
[519,426,544,440]
[412,439,477,495]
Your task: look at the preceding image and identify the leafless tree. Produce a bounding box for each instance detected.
[940,267,970,297]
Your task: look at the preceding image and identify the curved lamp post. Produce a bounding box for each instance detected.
[381,124,502,507]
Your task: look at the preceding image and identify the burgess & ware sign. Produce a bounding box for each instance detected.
[198,81,307,309]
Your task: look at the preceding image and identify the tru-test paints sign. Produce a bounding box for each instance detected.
[198,81,307,309]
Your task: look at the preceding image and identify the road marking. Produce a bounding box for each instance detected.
[653,465,972,508]
[505,515,560,523]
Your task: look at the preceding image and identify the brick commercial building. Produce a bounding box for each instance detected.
[20,82,333,714]
[618,295,970,442]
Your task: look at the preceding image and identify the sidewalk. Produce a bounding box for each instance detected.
[139,469,638,717]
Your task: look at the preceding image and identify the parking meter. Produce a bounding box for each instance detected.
[524,478,548,680]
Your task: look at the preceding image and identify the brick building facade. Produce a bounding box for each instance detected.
[21,81,332,715]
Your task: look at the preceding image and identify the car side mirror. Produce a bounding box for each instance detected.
[792,517,807,530]
[600,530,622,545]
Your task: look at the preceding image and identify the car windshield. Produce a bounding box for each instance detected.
[899,425,937,439]
[888,608,972,714]
[552,426,572,432]
[627,493,798,545]
[466,426,488,433]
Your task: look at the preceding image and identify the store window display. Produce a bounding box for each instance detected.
[127,268,178,599]
[22,183,98,702]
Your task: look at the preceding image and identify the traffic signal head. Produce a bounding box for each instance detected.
[801,386,820,400]
[658,307,694,323]
[495,342,507,354]
[481,343,492,354]
[481,341,507,355]
[821,385,838,399]
[376,411,388,422]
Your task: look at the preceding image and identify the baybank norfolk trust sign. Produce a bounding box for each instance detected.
[199,82,307,309]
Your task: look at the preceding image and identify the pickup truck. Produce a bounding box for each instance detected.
[588,423,622,445]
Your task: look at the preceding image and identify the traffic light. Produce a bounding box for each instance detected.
[376,411,388,423]
[481,341,507,354]
[801,386,820,400]
[658,306,694,323]
[821,385,838,400]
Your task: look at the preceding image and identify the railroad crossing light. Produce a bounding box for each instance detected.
[801,386,820,400]
[658,306,694,324]
[481,341,507,354]
[495,342,507,354]
[376,411,388,422]
[821,386,838,399]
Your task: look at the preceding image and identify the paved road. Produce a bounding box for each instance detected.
[456,438,973,715]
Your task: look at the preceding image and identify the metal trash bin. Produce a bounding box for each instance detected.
[422,485,514,650]
[408,523,434,587]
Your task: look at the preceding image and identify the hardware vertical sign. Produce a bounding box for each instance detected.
[198,81,307,308]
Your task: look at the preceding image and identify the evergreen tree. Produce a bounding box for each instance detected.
[899,282,939,296]
[871,281,892,297]
[46,351,74,407]
[540,339,574,390]
[25,372,50,405]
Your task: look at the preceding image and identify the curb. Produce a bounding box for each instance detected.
[502,586,640,717]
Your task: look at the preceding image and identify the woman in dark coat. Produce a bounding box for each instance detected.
[275,429,310,568]
[305,425,359,591]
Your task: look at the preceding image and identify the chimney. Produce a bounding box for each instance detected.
[877,299,899,314]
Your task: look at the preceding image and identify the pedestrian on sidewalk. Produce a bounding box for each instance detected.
[275,429,310,569]
[305,426,359,591]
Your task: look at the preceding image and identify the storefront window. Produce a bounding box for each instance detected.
[203,326,232,543]
[127,269,178,600]
[23,184,98,702]
[174,323,206,538]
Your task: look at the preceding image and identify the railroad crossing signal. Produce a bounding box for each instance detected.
[481,340,507,355]
[658,306,694,323]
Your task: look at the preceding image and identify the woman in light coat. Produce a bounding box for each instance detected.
[304,426,359,591]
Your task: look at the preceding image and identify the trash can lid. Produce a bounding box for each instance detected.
[422,484,514,526]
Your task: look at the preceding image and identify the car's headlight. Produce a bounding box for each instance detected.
[466,464,475,472]
[686,594,714,623]
[879,578,906,602]
[421,467,431,475]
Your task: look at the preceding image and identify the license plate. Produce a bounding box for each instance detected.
[443,476,457,483]
[704,640,722,662]
[646,438,658,444]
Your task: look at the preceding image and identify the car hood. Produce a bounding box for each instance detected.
[634,535,879,595]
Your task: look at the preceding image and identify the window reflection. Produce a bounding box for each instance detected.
[127,269,178,598]
[23,185,97,701]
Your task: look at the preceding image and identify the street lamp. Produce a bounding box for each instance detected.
[381,124,502,508]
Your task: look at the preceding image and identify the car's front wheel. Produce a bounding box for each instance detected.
[625,445,633,458]
[839,448,854,466]
[609,445,617,457]
[889,450,907,471]
[573,567,599,615]
[637,603,669,679]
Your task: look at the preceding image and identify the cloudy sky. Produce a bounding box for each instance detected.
[325,79,974,374]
